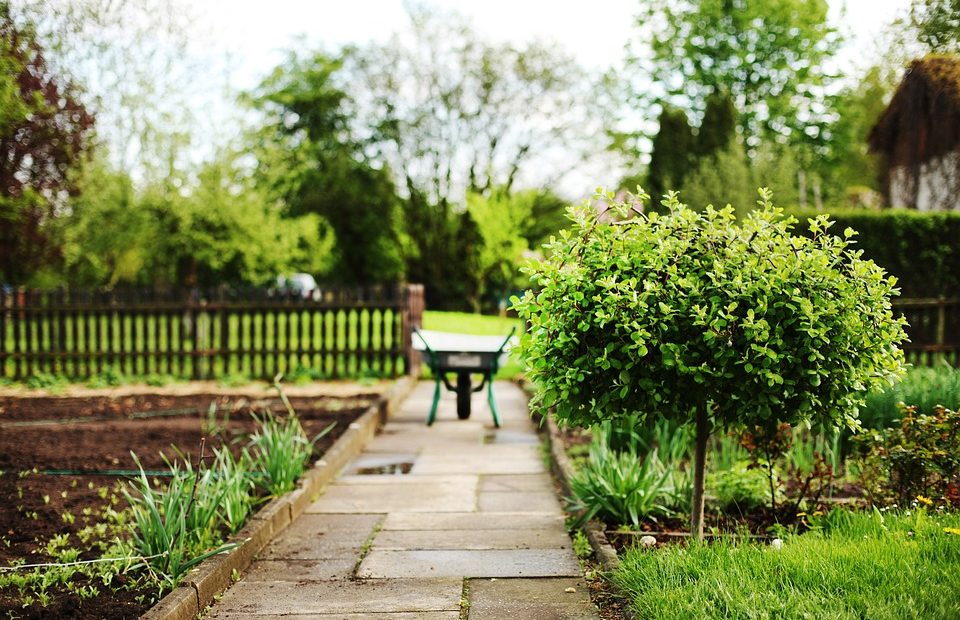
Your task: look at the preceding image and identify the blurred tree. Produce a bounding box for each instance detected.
[63,152,331,289]
[634,0,840,149]
[820,66,890,201]
[910,0,960,52]
[250,51,405,285]
[467,188,567,309]
[9,0,214,183]
[679,139,753,215]
[751,142,801,207]
[0,8,95,284]
[695,91,737,159]
[646,106,694,205]
[337,5,607,308]
[350,5,606,205]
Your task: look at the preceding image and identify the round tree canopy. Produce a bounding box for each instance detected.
[515,189,907,432]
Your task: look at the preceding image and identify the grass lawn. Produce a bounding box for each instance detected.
[612,508,960,619]
[420,311,524,379]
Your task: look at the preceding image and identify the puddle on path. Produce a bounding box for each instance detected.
[355,462,414,475]
[345,453,417,475]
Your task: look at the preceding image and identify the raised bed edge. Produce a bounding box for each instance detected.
[543,412,637,620]
[141,375,418,620]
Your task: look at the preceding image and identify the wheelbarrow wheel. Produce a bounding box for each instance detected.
[456,372,472,419]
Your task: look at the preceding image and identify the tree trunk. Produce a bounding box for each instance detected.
[690,404,710,540]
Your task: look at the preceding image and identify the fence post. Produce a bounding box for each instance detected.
[937,297,947,351]
[401,284,424,376]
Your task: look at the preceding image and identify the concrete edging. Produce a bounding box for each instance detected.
[543,412,637,620]
[141,375,418,620]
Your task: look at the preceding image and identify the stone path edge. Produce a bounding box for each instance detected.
[544,411,637,620]
[140,375,418,620]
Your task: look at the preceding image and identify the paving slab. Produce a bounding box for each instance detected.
[357,549,582,578]
[242,557,357,582]
[478,491,563,513]
[372,528,572,551]
[412,454,544,475]
[210,613,459,619]
[306,477,477,513]
[381,511,565,532]
[478,474,553,492]
[257,514,381,560]
[467,577,598,620]
[207,578,463,616]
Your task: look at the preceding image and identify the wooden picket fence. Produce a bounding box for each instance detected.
[1,288,957,382]
[0,284,425,381]
[893,298,960,366]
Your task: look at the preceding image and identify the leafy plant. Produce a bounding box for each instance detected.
[248,409,333,496]
[144,373,177,387]
[568,437,672,528]
[25,371,68,391]
[287,365,328,384]
[218,372,250,388]
[515,189,907,537]
[209,446,256,534]
[739,422,793,511]
[860,363,960,431]
[856,404,960,508]
[708,461,773,513]
[122,444,234,593]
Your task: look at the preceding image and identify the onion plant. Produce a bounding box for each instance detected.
[248,410,335,496]
[209,446,256,534]
[122,444,234,593]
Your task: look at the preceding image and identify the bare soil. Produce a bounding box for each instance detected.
[0,390,376,619]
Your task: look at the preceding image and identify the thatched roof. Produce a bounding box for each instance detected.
[868,55,960,168]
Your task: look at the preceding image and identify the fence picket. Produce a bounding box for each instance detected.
[0,285,424,381]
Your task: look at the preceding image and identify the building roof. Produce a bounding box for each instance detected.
[868,55,960,167]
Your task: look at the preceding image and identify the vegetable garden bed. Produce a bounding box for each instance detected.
[0,390,377,619]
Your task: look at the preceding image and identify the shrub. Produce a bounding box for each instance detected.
[860,363,960,431]
[515,189,907,536]
[788,207,960,298]
[568,437,672,527]
[708,461,772,513]
[856,404,960,508]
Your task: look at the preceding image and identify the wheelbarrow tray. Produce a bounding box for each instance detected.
[412,328,516,426]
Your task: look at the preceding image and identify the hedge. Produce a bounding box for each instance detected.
[787,208,960,299]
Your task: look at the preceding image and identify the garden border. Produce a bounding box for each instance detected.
[542,412,636,620]
[140,375,418,620]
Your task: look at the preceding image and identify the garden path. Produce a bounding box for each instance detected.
[206,380,599,619]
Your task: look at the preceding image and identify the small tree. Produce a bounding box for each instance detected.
[514,189,907,538]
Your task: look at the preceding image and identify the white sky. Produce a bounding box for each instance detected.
[201,0,912,93]
[182,0,912,196]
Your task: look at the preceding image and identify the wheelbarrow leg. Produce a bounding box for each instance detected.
[426,374,442,426]
[486,373,501,428]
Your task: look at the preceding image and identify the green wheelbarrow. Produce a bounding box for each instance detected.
[412,327,517,427]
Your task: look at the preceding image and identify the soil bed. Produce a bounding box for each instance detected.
[0,390,376,619]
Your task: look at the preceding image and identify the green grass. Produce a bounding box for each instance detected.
[421,311,521,336]
[612,508,960,619]
[860,363,960,430]
[421,311,524,379]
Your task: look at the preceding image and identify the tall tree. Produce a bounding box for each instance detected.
[910,0,960,53]
[0,8,94,284]
[340,5,609,307]
[349,5,608,205]
[632,0,840,149]
[10,0,219,182]
[250,51,405,285]
[646,106,694,204]
[695,90,737,159]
